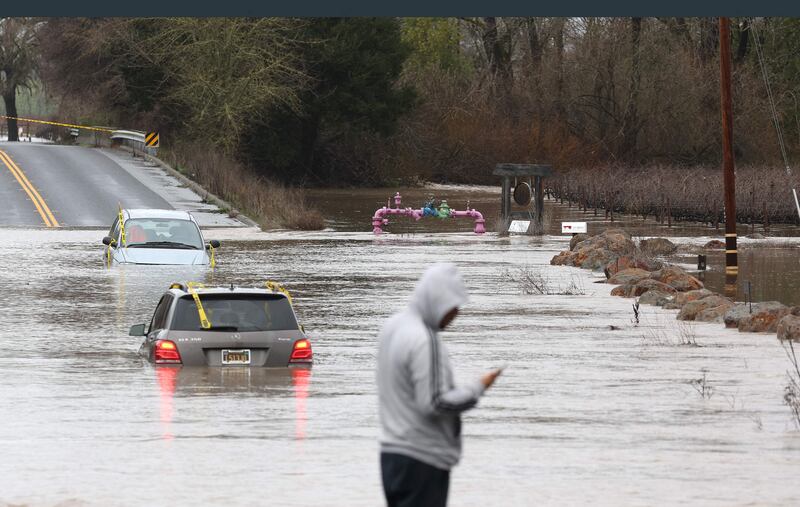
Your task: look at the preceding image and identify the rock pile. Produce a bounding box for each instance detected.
[550,229,800,341]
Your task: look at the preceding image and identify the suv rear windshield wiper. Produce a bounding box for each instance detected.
[127,241,199,250]
[207,325,239,331]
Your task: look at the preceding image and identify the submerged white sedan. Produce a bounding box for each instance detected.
[102,209,220,265]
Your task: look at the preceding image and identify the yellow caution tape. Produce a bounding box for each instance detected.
[106,246,112,267]
[265,281,292,304]
[209,243,216,269]
[0,115,115,133]
[117,205,126,246]
[187,282,211,329]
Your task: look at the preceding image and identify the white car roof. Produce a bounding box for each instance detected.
[124,209,196,221]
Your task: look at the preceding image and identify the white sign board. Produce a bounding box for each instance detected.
[508,220,530,234]
[561,221,587,234]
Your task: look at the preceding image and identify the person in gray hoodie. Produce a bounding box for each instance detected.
[377,263,502,507]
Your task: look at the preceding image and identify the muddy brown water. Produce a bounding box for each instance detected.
[2,187,800,506]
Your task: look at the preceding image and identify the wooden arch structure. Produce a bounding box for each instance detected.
[493,163,554,234]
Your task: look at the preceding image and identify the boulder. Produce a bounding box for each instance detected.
[610,285,630,297]
[608,268,652,286]
[633,279,677,297]
[601,229,636,253]
[777,315,800,341]
[724,301,789,329]
[638,290,674,306]
[654,294,676,307]
[663,288,714,310]
[640,238,678,256]
[550,251,572,266]
[650,266,704,292]
[606,255,663,276]
[550,229,636,270]
[676,289,714,305]
[677,295,733,321]
[695,301,736,323]
[669,277,705,292]
[738,305,800,333]
[704,239,725,249]
[611,279,677,298]
[574,248,618,270]
[569,233,589,251]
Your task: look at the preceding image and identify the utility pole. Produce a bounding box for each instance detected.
[719,17,738,295]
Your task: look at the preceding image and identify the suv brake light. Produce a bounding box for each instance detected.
[290,338,312,364]
[155,339,182,364]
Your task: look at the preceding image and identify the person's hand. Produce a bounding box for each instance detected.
[481,368,503,390]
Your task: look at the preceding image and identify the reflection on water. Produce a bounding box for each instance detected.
[157,367,178,441]
[698,247,800,305]
[1,203,800,506]
[292,368,310,440]
[155,366,312,442]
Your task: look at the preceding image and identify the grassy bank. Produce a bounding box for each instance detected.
[162,145,325,231]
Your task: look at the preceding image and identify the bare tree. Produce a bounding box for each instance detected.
[618,17,642,157]
[0,18,39,141]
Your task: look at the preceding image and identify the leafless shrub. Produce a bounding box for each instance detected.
[782,340,800,429]
[640,316,701,348]
[677,321,699,347]
[690,370,714,400]
[723,392,763,430]
[552,165,800,228]
[502,266,586,295]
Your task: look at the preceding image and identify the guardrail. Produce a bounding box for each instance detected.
[110,130,158,156]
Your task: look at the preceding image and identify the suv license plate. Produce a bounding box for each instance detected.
[222,349,251,365]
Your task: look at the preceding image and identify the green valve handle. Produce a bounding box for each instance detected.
[436,200,451,218]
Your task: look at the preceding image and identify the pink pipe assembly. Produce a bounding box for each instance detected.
[371,192,486,235]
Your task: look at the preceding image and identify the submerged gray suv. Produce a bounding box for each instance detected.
[130,283,312,367]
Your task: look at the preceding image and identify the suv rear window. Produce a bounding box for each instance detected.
[172,294,299,332]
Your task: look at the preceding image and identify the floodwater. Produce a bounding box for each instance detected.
[312,186,800,304]
[2,189,800,506]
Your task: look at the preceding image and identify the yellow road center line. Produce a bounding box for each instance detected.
[0,150,60,227]
[0,151,50,226]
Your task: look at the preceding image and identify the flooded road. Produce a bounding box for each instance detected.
[1,190,800,506]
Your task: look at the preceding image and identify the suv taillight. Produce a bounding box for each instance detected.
[155,339,182,364]
[290,338,312,364]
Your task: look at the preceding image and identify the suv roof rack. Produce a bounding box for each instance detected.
[166,281,293,303]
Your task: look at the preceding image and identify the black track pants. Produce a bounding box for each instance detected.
[381,452,450,507]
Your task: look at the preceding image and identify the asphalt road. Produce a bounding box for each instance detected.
[0,143,172,227]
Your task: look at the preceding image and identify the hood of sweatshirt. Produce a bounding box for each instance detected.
[410,263,469,330]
